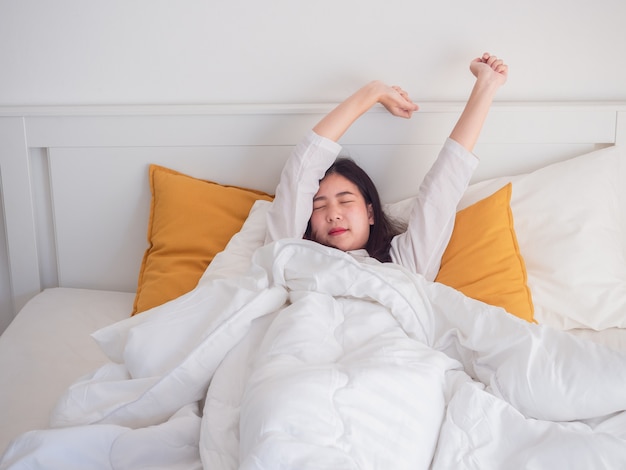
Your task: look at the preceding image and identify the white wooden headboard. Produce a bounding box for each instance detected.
[1,102,625,331]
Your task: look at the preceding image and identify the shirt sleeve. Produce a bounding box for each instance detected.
[265,130,343,244]
[389,137,479,280]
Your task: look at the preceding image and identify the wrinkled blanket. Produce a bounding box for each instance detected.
[2,240,626,469]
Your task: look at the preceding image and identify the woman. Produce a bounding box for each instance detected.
[265,52,508,279]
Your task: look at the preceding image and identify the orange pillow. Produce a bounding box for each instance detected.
[132,165,273,315]
[435,183,534,322]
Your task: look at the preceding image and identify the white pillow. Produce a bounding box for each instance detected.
[462,145,626,330]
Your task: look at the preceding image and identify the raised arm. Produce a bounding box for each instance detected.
[449,52,508,152]
[390,53,508,279]
[313,80,419,142]
[265,80,417,244]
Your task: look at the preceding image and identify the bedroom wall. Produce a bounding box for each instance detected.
[1,0,625,106]
[0,0,625,329]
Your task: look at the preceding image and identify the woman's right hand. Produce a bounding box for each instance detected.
[313,80,418,141]
[378,82,419,119]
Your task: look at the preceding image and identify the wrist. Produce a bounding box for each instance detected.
[471,76,503,102]
[475,72,506,92]
[337,81,387,121]
[312,81,385,142]
[357,80,388,106]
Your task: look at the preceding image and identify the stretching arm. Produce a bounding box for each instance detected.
[450,52,508,152]
[313,81,418,142]
[392,53,508,278]
[266,81,418,243]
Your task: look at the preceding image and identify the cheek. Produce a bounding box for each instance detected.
[309,211,325,234]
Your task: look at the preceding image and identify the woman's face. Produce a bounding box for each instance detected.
[309,173,374,252]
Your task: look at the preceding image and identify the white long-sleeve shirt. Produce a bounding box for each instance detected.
[265,131,478,281]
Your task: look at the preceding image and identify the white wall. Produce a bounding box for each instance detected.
[1,0,625,106]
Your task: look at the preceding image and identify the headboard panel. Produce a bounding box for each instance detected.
[1,102,625,331]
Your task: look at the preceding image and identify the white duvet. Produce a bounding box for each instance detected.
[2,239,626,469]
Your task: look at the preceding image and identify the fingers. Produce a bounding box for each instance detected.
[481,52,508,74]
[391,85,413,106]
[377,84,419,119]
[391,86,418,109]
[391,85,408,99]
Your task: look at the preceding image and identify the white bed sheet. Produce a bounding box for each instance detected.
[568,327,626,353]
[1,286,625,459]
[0,288,133,455]
[3,241,626,469]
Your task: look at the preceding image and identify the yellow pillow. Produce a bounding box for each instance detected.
[435,183,534,322]
[132,164,273,315]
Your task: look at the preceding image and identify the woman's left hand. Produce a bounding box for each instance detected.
[470,52,508,87]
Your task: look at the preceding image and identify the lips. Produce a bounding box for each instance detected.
[328,227,347,236]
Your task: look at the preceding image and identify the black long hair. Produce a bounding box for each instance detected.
[304,157,404,263]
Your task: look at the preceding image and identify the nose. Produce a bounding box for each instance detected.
[326,205,342,222]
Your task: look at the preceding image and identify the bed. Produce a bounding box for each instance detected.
[0,101,625,468]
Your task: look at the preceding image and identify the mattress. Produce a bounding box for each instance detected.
[0,288,133,455]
